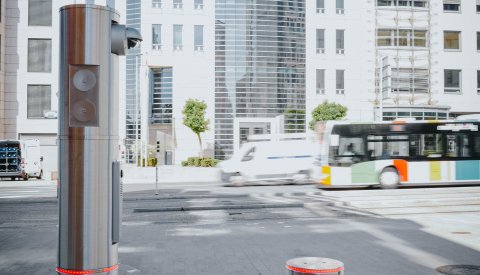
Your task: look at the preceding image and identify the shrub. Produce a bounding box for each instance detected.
[182,157,219,167]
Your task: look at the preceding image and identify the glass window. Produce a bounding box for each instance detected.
[477,32,480,51]
[413,30,427,47]
[336,0,344,9]
[194,25,204,50]
[27,85,51,118]
[173,25,183,50]
[444,70,461,93]
[444,31,460,50]
[152,24,161,46]
[151,68,173,124]
[477,3,480,13]
[336,70,345,90]
[336,30,345,50]
[173,0,183,9]
[316,29,325,50]
[477,70,480,94]
[316,0,325,12]
[28,0,52,26]
[194,0,203,9]
[443,1,460,12]
[28,39,51,72]
[316,69,325,94]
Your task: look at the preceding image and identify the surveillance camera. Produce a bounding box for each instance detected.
[111,24,143,55]
[126,27,143,49]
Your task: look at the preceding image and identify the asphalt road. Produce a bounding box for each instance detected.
[0,181,480,274]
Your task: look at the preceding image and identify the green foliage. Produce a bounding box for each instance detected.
[309,101,348,130]
[181,157,219,167]
[182,99,209,136]
[182,99,210,157]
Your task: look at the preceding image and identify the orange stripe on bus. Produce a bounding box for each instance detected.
[393,160,408,182]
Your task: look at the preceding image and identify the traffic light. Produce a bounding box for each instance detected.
[68,64,99,127]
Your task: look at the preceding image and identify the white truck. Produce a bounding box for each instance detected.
[217,140,318,186]
[0,139,43,180]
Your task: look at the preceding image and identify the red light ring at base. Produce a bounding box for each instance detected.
[56,264,119,274]
[286,264,344,274]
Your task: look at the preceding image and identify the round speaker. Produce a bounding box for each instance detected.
[72,100,96,122]
[73,69,97,91]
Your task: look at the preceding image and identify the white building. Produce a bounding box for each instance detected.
[4,0,121,176]
[3,0,480,169]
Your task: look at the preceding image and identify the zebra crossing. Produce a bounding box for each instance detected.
[0,181,57,199]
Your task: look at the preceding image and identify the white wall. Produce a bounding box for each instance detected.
[306,0,376,126]
[140,1,215,164]
[430,0,480,114]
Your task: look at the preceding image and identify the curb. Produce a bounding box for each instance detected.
[133,202,304,212]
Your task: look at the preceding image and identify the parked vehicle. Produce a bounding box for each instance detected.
[217,140,318,186]
[0,139,43,180]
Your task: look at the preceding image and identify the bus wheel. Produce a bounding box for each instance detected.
[379,167,399,189]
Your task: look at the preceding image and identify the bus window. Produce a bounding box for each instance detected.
[330,137,364,166]
[421,134,443,158]
[367,135,409,159]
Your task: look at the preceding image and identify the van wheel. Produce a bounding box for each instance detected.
[23,174,29,181]
[230,173,245,187]
[293,170,310,184]
[379,167,399,189]
[37,170,43,180]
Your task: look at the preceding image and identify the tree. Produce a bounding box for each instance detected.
[182,99,210,157]
[309,101,347,130]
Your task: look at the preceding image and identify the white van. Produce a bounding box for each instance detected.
[0,139,43,180]
[217,140,318,186]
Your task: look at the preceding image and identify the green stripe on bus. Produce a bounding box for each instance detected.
[456,160,480,180]
[430,162,441,181]
[352,161,376,184]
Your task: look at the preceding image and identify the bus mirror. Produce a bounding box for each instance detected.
[330,135,339,146]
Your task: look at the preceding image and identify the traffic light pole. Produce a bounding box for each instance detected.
[57,5,141,275]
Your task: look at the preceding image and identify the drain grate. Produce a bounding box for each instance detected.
[437,265,480,275]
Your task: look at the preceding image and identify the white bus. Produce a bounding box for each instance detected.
[314,118,480,188]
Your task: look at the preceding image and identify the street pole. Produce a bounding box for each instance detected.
[58,5,141,275]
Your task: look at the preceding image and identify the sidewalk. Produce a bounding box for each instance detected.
[122,164,221,184]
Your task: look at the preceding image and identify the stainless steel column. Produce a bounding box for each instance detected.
[57,4,141,275]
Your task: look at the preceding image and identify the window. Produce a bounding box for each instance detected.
[194,25,204,51]
[173,25,183,50]
[151,68,173,124]
[316,29,325,53]
[443,0,460,12]
[28,0,52,26]
[477,0,480,12]
[152,24,161,50]
[336,70,345,94]
[173,0,182,9]
[27,85,51,118]
[316,0,325,13]
[477,32,480,51]
[444,31,460,50]
[28,39,52,72]
[152,0,162,8]
[194,0,203,9]
[336,0,344,14]
[377,0,427,7]
[444,70,461,94]
[316,69,325,95]
[336,30,345,54]
[376,29,426,47]
[391,68,429,94]
[477,70,480,94]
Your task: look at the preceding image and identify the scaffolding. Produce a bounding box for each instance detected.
[375,0,432,118]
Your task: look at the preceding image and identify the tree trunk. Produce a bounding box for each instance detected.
[196,133,203,158]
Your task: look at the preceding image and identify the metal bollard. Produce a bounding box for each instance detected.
[286,257,344,275]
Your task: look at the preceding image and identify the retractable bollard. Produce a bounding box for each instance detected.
[57,5,141,275]
[286,257,344,275]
